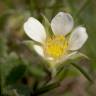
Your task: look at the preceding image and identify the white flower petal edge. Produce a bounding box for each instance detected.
[33,45,54,61]
[69,26,88,50]
[51,12,74,36]
[33,45,44,57]
[24,17,46,43]
[56,51,77,64]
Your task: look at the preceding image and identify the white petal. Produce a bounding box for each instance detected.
[24,17,46,43]
[62,51,77,61]
[55,51,77,64]
[51,12,74,36]
[69,26,88,50]
[33,45,44,57]
[46,57,54,61]
[33,45,54,61]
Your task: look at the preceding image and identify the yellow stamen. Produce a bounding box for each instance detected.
[43,35,68,59]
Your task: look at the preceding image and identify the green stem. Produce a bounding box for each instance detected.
[31,82,60,96]
[71,62,93,83]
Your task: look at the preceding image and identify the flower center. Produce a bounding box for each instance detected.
[44,35,68,59]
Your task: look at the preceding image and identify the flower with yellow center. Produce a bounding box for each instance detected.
[23,12,88,64]
[44,35,68,59]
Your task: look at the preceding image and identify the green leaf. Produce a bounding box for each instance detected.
[28,66,46,79]
[1,52,27,86]
[3,84,30,96]
[56,65,69,81]
[14,84,30,96]
[32,80,39,91]
[71,62,93,83]
[66,65,80,77]
[6,64,27,85]
[1,52,21,91]
[22,40,34,50]
[33,82,60,95]
[22,40,41,52]
[42,14,54,36]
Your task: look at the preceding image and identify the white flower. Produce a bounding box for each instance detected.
[23,12,88,64]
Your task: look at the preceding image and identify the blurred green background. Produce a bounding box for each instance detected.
[0,0,96,96]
